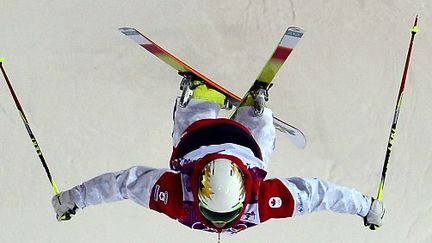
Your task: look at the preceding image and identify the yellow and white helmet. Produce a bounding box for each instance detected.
[198,158,246,228]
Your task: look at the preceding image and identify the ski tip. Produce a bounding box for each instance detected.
[118,27,136,32]
[273,117,307,149]
[0,57,5,63]
[287,26,305,32]
[118,27,136,33]
[287,26,305,33]
[286,27,305,38]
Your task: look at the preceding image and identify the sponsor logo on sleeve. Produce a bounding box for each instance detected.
[296,192,304,213]
[269,197,282,208]
[153,184,169,205]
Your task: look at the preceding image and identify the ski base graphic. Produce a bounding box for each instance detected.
[119,27,306,149]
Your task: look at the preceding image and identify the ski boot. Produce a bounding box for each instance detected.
[243,83,272,116]
[179,73,232,109]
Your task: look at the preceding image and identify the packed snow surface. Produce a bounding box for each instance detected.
[1,1,431,242]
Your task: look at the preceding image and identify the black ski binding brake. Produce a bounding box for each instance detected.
[250,82,273,116]
[178,72,203,108]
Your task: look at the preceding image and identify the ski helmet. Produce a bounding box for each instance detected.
[197,158,246,228]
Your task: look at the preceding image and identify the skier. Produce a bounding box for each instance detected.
[52,80,385,234]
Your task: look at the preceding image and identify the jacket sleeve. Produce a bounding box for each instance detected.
[281,177,372,217]
[66,166,174,209]
[258,177,372,223]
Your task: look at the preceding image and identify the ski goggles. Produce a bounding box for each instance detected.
[198,201,243,227]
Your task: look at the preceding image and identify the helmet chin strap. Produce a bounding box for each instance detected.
[217,232,221,243]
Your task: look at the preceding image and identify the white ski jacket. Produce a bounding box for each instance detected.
[64,99,371,234]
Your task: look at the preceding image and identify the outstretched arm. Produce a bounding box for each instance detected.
[258,177,372,223]
[52,166,172,221]
[283,177,371,217]
[69,166,169,208]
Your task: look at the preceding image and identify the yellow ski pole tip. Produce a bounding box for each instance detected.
[0,58,5,63]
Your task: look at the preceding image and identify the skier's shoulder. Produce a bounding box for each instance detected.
[149,169,184,219]
[256,178,295,222]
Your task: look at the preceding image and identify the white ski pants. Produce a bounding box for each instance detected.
[172,98,276,167]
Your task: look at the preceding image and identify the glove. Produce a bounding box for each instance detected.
[364,198,385,230]
[52,191,79,221]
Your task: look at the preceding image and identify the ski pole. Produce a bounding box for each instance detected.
[0,59,73,219]
[370,16,419,230]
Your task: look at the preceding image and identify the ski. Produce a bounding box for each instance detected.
[231,26,305,148]
[119,27,306,149]
[235,27,304,111]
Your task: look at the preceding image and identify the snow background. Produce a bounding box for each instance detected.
[1,1,431,242]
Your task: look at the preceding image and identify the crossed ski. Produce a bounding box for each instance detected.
[119,27,306,149]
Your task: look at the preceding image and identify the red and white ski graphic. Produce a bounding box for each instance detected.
[119,27,306,149]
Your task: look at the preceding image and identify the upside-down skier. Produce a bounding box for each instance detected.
[52,81,385,234]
